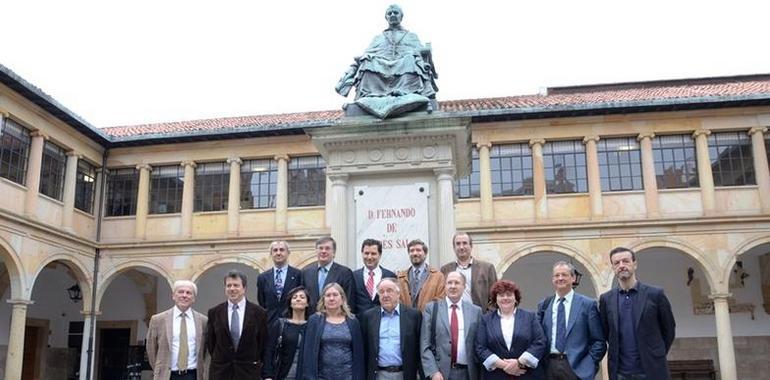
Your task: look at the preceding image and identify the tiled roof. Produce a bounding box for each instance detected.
[96,74,770,139]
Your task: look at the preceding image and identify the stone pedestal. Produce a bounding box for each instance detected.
[307,114,471,270]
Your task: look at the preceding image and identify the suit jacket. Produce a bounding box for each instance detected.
[475,308,547,380]
[397,266,446,311]
[146,307,208,380]
[206,300,268,380]
[302,261,356,313]
[296,313,365,380]
[599,282,675,380]
[353,266,397,318]
[257,265,303,324]
[421,299,482,380]
[537,292,606,380]
[359,303,423,380]
[441,259,498,313]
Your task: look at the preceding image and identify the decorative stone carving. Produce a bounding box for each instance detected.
[687,267,755,319]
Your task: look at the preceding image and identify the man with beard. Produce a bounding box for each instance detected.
[599,247,675,380]
[397,239,445,311]
[440,232,497,312]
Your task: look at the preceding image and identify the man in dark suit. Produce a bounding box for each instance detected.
[440,232,497,313]
[360,277,423,380]
[206,270,268,380]
[600,247,675,380]
[302,236,356,313]
[354,238,397,318]
[256,240,302,324]
[537,261,606,380]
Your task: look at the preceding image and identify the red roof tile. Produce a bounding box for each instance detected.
[103,75,770,139]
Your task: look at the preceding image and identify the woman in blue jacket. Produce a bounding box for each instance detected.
[476,280,547,379]
[296,282,365,380]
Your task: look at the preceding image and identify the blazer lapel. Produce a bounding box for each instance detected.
[439,300,450,336]
[633,284,647,331]
[461,301,474,340]
[165,309,173,351]
[510,309,521,354]
[543,297,553,341]
[325,263,338,287]
[309,265,320,300]
[609,289,619,336]
[470,262,481,304]
[566,295,580,337]
[193,310,203,352]
[267,268,277,302]
[490,312,508,352]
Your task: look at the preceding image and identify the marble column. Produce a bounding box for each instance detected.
[477,143,494,222]
[274,154,289,233]
[529,139,547,220]
[637,132,660,218]
[78,310,99,380]
[24,131,46,219]
[4,299,33,380]
[180,161,196,237]
[710,293,738,380]
[583,136,603,218]
[134,164,152,239]
[749,127,770,213]
[329,174,349,263]
[227,157,242,236]
[692,129,716,215]
[61,151,80,231]
[435,168,456,266]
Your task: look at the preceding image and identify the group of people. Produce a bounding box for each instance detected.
[146,233,676,380]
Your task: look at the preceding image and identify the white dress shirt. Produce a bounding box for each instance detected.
[172,306,197,370]
[227,298,246,338]
[455,259,474,305]
[550,289,574,353]
[363,266,383,300]
[446,297,468,365]
[482,309,539,371]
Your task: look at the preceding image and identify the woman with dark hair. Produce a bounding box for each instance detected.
[263,286,310,380]
[475,280,547,379]
[296,282,365,380]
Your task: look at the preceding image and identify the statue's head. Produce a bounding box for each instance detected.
[385,4,403,27]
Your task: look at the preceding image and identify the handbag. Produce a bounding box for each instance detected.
[272,318,286,374]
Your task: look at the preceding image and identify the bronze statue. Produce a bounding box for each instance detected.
[336,4,438,119]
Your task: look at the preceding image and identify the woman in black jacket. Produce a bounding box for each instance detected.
[263,286,310,380]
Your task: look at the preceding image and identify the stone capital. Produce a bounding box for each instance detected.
[274,153,290,162]
[80,309,103,316]
[180,160,197,169]
[66,150,82,159]
[529,138,546,147]
[475,142,492,150]
[708,293,732,301]
[6,299,34,306]
[328,173,349,185]
[692,129,712,139]
[636,132,655,141]
[434,167,455,180]
[227,157,242,165]
[583,136,601,144]
[748,126,768,136]
[136,163,153,172]
[30,130,49,140]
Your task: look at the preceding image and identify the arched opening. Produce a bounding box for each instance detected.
[22,259,91,380]
[95,265,172,380]
[501,251,598,311]
[193,262,260,313]
[0,241,25,380]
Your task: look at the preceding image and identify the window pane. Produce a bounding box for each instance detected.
[653,134,699,189]
[455,148,480,199]
[544,140,587,194]
[75,160,97,213]
[195,162,229,212]
[150,165,184,214]
[288,156,326,207]
[708,132,755,187]
[106,168,138,216]
[0,119,31,185]
[39,141,67,200]
[488,143,533,196]
[241,158,278,209]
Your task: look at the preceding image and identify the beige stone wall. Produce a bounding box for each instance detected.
[669,336,770,380]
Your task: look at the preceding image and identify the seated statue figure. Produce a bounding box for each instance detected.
[336,4,438,119]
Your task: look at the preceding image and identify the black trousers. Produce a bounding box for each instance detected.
[545,355,578,380]
[170,369,197,380]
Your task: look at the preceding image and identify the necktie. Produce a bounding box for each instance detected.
[556,297,566,353]
[230,304,240,350]
[411,268,421,300]
[366,269,375,299]
[318,267,328,294]
[450,304,459,365]
[178,312,188,370]
[275,268,284,299]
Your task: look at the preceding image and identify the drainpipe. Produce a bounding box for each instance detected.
[85,148,108,380]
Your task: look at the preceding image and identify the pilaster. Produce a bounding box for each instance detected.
[180,161,196,237]
[477,142,494,222]
[529,138,547,220]
[24,131,47,218]
[227,157,242,236]
[61,151,81,231]
[637,132,660,218]
[583,136,603,218]
[748,127,770,213]
[693,130,716,215]
[134,164,152,239]
[274,154,289,233]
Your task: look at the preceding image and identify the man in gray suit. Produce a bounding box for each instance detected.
[440,232,497,313]
[421,271,482,380]
[146,280,208,380]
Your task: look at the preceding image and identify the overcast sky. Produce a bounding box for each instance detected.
[3,1,769,128]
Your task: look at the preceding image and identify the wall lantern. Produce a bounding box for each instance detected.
[67,284,82,302]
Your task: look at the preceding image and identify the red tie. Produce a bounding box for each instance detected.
[366,270,375,299]
[450,304,459,365]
